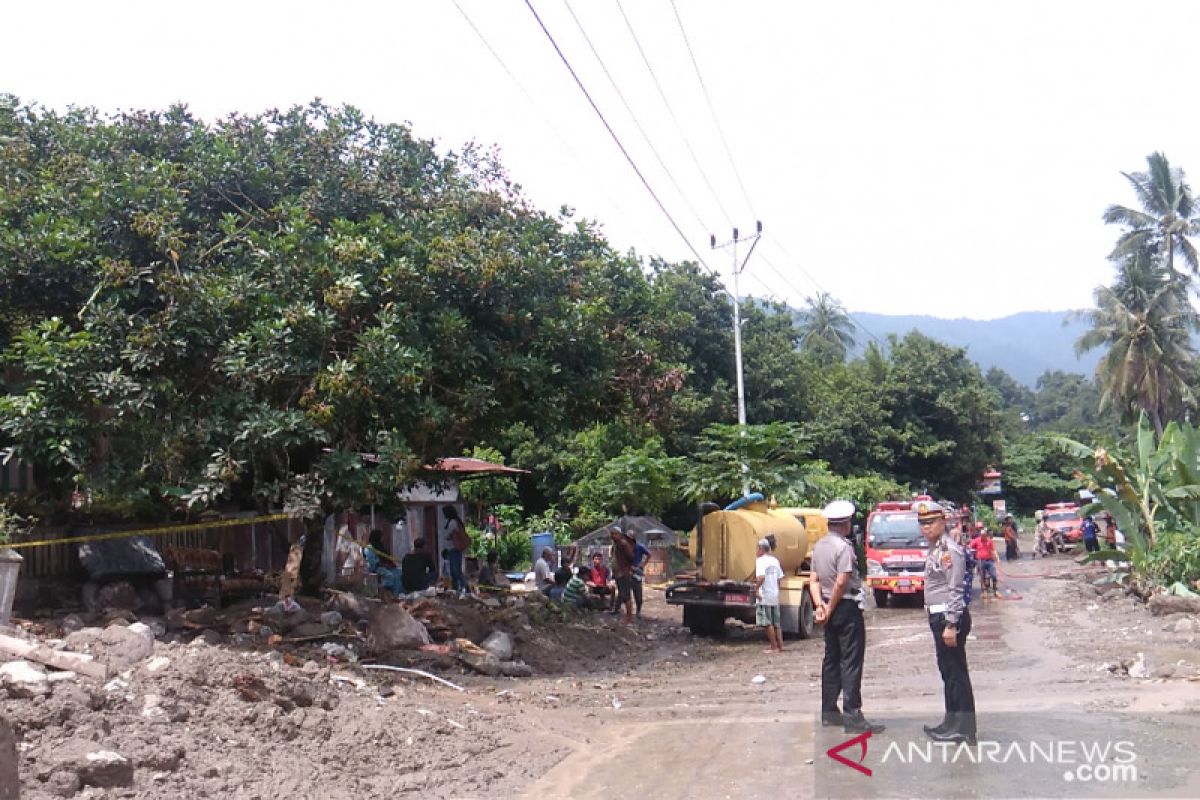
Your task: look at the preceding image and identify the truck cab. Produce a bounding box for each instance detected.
[864,500,929,608]
[1043,502,1083,543]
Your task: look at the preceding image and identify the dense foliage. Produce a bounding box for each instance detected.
[0,97,1011,533]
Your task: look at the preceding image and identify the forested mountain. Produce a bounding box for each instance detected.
[846,311,1099,386]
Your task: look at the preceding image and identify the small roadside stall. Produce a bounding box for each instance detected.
[323,457,528,588]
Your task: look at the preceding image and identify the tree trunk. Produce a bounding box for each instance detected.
[1150,406,1165,438]
[298,516,326,596]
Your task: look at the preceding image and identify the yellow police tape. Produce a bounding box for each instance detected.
[6,512,296,550]
[334,528,401,566]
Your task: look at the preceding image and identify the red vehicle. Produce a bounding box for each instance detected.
[864,500,930,608]
[1043,502,1083,543]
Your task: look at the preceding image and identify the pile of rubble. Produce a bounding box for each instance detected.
[1,587,672,797]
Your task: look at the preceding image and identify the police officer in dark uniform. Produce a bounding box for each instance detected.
[918,501,977,745]
[809,500,885,734]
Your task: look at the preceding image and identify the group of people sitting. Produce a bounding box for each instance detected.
[361,529,442,596]
[532,525,651,623]
[356,521,652,620]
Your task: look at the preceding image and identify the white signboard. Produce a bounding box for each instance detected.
[396,480,460,504]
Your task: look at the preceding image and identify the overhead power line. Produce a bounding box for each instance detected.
[522,0,715,270]
[561,0,711,235]
[756,244,885,346]
[451,0,668,259]
[613,0,736,227]
[669,0,758,220]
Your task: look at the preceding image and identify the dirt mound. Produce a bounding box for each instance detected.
[5,637,558,798]
[4,588,685,797]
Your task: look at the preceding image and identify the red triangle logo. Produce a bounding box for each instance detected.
[826,730,873,776]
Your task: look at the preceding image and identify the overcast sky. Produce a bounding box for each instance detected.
[5,0,1200,318]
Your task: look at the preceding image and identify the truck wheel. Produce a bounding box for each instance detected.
[798,591,815,639]
[684,606,723,636]
[873,589,889,608]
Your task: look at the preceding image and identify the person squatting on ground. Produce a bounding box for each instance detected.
[400,539,436,593]
[918,501,978,745]
[562,565,595,609]
[534,547,556,595]
[476,550,507,589]
[809,500,885,734]
[755,537,784,654]
[363,529,404,595]
[443,506,471,596]
[586,552,613,603]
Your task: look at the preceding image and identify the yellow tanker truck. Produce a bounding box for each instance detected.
[666,498,828,637]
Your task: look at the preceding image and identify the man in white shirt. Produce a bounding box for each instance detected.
[533,547,556,595]
[755,538,785,654]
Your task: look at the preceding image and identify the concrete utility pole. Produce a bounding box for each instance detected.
[711,221,763,497]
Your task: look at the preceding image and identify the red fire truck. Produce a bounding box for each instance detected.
[864,500,930,608]
[1043,502,1083,543]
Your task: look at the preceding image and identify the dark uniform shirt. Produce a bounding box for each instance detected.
[811,533,862,604]
[924,536,966,624]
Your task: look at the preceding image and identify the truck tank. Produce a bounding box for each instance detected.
[689,500,810,582]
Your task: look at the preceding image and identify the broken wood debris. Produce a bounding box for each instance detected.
[0,633,107,680]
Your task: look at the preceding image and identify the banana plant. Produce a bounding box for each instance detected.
[1057,411,1200,555]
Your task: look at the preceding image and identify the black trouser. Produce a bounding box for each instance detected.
[1084,537,1100,553]
[821,599,866,716]
[929,609,976,735]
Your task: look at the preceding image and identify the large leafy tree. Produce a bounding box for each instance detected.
[1029,370,1114,436]
[877,332,1005,499]
[0,98,681,519]
[1075,255,1200,435]
[1103,151,1200,276]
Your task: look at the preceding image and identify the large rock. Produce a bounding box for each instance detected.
[263,603,311,634]
[97,623,154,670]
[0,660,50,698]
[1148,594,1200,616]
[366,605,431,652]
[0,716,18,800]
[325,592,379,622]
[481,631,514,661]
[37,738,134,791]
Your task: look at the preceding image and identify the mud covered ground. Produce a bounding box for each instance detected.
[4,535,1200,799]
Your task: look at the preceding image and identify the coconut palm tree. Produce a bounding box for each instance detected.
[1103,152,1200,277]
[1076,254,1200,435]
[796,292,857,362]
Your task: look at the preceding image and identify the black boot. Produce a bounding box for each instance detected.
[923,719,951,736]
[821,711,843,727]
[927,714,977,746]
[842,710,885,734]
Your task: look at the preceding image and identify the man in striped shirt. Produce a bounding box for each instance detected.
[562,566,591,609]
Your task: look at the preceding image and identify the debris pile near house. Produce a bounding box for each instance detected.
[1,586,678,797]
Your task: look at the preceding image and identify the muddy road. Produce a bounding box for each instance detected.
[6,548,1200,799]
[519,556,1200,799]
